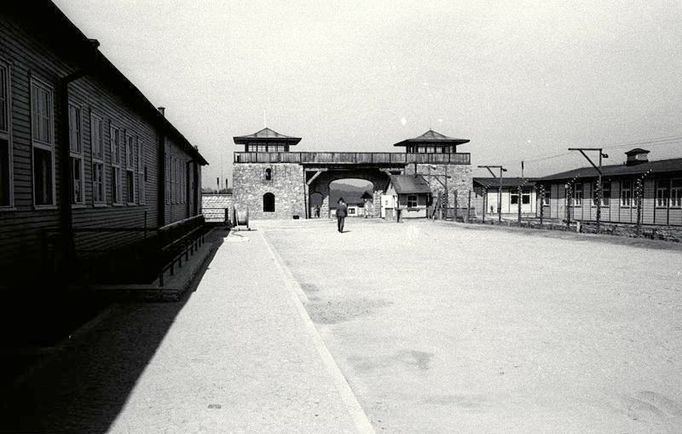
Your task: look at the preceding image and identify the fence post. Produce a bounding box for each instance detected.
[636,178,643,236]
[565,184,571,230]
[466,190,471,223]
[482,189,487,223]
[517,185,522,225]
[453,190,458,221]
[539,185,545,227]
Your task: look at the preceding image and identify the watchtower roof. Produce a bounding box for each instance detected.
[393,129,470,147]
[233,127,302,145]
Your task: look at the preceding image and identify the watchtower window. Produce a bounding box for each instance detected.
[264,167,272,181]
[263,192,275,212]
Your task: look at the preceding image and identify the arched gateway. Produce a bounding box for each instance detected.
[232,127,473,220]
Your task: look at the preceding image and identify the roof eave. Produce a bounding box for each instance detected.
[233,136,302,145]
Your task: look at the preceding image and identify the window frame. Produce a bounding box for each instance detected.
[165,153,170,205]
[0,58,13,209]
[69,103,85,206]
[110,124,123,205]
[671,179,681,209]
[521,189,531,205]
[181,159,186,204]
[620,179,632,208]
[407,194,418,208]
[91,113,106,205]
[137,136,145,204]
[125,132,136,205]
[572,183,583,207]
[30,77,56,208]
[655,179,669,209]
[591,180,611,207]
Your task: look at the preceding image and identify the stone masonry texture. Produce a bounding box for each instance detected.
[405,163,473,209]
[233,163,306,219]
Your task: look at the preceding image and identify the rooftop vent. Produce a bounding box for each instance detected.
[157,106,165,116]
[625,148,649,166]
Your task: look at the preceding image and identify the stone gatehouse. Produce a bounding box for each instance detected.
[231,128,473,220]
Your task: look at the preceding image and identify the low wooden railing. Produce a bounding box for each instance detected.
[234,152,471,165]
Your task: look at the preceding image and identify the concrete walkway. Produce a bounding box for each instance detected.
[107,229,371,433]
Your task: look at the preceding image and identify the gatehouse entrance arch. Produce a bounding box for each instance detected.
[305,167,399,219]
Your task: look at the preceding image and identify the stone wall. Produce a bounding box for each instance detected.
[579,221,682,242]
[233,163,306,219]
[404,164,473,208]
[201,193,234,222]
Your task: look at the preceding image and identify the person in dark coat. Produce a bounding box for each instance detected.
[336,198,348,233]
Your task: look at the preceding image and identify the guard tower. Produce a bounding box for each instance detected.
[395,130,473,211]
[234,127,301,159]
[232,128,306,219]
[394,129,470,155]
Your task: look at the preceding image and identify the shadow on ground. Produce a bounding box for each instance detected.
[0,230,226,434]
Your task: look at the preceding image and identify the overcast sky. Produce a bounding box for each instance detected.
[53,0,682,185]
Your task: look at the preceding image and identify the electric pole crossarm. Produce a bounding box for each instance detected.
[477,165,505,178]
[568,148,602,175]
[568,147,608,234]
[478,165,507,223]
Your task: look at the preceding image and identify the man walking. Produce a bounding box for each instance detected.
[336,197,348,233]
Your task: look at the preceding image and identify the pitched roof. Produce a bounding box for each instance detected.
[233,127,302,145]
[538,158,682,182]
[10,0,208,165]
[625,148,650,156]
[389,175,432,194]
[393,129,470,147]
[473,177,536,188]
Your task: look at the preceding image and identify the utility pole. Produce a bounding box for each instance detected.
[478,165,507,223]
[568,148,608,233]
[538,184,545,226]
[518,161,524,224]
[482,187,487,223]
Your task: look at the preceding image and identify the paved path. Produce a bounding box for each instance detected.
[107,230,370,433]
[1,229,372,433]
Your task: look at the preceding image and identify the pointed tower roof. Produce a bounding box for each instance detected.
[393,129,470,147]
[233,127,302,145]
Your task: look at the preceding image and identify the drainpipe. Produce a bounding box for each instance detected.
[158,107,166,227]
[57,70,86,280]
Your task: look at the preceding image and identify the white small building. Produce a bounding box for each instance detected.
[383,175,433,219]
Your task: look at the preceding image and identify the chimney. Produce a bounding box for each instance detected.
[625,148,650,166]
[157,106,165,116]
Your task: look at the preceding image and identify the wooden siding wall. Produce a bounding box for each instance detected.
[164,135,195,225]
[539,178,682,226]
[0,13,201,273]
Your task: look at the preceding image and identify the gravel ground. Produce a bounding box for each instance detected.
[264,219,682,433]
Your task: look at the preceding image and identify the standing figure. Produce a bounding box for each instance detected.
[336,197,348,233]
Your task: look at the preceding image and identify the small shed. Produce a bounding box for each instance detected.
[385,175,433,219]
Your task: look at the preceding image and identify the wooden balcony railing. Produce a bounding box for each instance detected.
[233,152,471,165]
